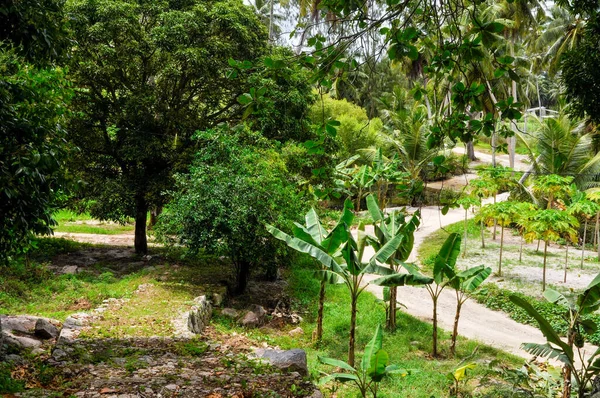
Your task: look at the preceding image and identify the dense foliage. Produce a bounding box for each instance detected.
[155,126,307,294]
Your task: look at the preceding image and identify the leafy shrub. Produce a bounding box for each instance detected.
[155,126,308,294]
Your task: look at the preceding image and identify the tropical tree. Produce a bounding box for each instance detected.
[365,195,428,331]
[526,209,579,291]
[268,205,350,341]
[457,195,480,258]
[269,200,397,366]
[512,201,537,262]
[66,0,268,254]
[450,265,492,355]
[481,201,520,275]
[469,177,499,248]
[510,273,600,398]
[568,191,600,269]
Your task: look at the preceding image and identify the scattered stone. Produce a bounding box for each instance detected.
[4,333,42,349]
[187,296,212,334]
[164,384,178,391]
[310,389,324,398]
[221,308,238,318]
[240,311,261,328]
[35,318,60,339]
[52,348,68,360]
[253,348,308,376]
[61,265,79,274]
[288,327,304,337]
[251,304,267,319]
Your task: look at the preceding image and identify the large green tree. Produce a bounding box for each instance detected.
[0,0,71,263]
[66,0,268,253]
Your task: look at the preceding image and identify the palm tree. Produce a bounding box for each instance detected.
[517,113,600,189]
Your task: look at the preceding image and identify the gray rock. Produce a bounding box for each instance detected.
[253,348,308,375]
[288,327,304,337]
[251,304,267,319]
[310,390,324,398]
[240,311,261,328]
[187,296,212,334]
[61,265,79,274]
[35,318,59,339]
[52,348,68,360]
[221,308,239,318]
[4,333,42,349]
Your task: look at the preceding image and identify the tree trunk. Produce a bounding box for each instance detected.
[463,209,468,258]
[508,74,518,169]
[388,286,397,331]
[543,240,549,291]
[491,132,497,168]
[268,0,274,41]
[348,295,358,367]
[432,296,438,357]
[450,296,462,356]
[134,194,149,255]
[594,212,599,256]
[315,280,326,342]
[235,259,251,295]
[582,219,588,269]
[564,243,569,283]
[519,234,524,262]
[493,196,497,240]
[466,140,476,161]
[563,330,574,398]
[148,205,162,228]
[480,219,485,249]
[537,239,541,252]
[499,225,504,276]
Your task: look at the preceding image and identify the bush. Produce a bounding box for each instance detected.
[155,126,308,294]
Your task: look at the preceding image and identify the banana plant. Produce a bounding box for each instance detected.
[427,233,461,357]
[318,324,409,398]
[266,205,352,341]
[510,273,600,398]
[365,194,426,331]
[447,363,476,397]
[268,200,399,366]
[449,265,492,356]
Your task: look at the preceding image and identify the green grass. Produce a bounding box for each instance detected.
[52,209,134,235]
[213,260,524,398]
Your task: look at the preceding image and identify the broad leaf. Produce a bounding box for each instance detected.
[368,350,389,382]
[452,363,476,382]
[305,208,325,244]
[318,356,356,372]
[434,233,461,283]
[458,266,491,292]
[370,233,403,266]
[367,194,384,222]
[522,343,572,366]
[313,269,344,284]
[319,373,360,384]
[372,273,433,287]
[578,272,600,315]
[510,295,574,364]
[362,324,383,373]
[543,288,571,308]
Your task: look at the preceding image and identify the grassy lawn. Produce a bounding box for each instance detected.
[52,209,134,235]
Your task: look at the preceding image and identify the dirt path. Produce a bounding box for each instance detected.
[360,194,598,360]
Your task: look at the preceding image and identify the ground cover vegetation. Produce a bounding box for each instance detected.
[6,0,600,396]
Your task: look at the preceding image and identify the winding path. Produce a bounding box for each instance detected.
[360,194,597,361]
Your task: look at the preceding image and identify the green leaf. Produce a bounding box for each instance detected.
[318,356,356,372]
[369,350,389,382]
[304,208,325,244]
[489,22,505,33]
[433,233,461,283]
[453,363,476,382]
[237,93,253,105]
[366,194,384,222]
[578,272,600,315]
[372,272,433,287]
[458,265,491,291]
[362,324,383,373]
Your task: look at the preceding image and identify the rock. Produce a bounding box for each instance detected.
[61,265,79,274]
[52,348,68,360]
[0,315,60,351]
[221,308,238,318]
[187,296,212,334]
[240,311,261,328]
[35,318,60,339]
[309,390,324,398]
[253,348,308,376]
[211,292,224,307]
[288,327,304,337]
[164,384,178,391]
[4,333,42,349]
[251,304,267,319]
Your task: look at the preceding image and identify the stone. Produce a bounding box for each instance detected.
[187,296,212,334]
[288,327,304,337]
[61,265,79,274]
[164,384,178,391]
[240,311,261,328]
[35,318,60,339]
[211,292,224,307]
[4,333,42,349]
[309,390,324,398]
[251,304,267,319]
[52,348,68,360]
[253,348,308,376]
[221,308,238,318]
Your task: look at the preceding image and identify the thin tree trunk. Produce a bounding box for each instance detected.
[564,243,569,283]
[134,194,149,255]
[537,239,541,252]
[582,219,588,269]
[348,295,357,367]
[315,280,326,341]
[388,286,397,331]
[519,234,524,263]
[543,240,549,291]
[480,219,486,249]
[594,212,599,255]
[509,63,518,169]
[563,331,574,398]
[466,140,476,161]
[491,132,497,167]
[499,225,505,276]
[268,0,274,41]
[432,296,438,357]
[235,259,251,295]
[450,296,462,356]
[493,196,497,240]
[463,209,468,258]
